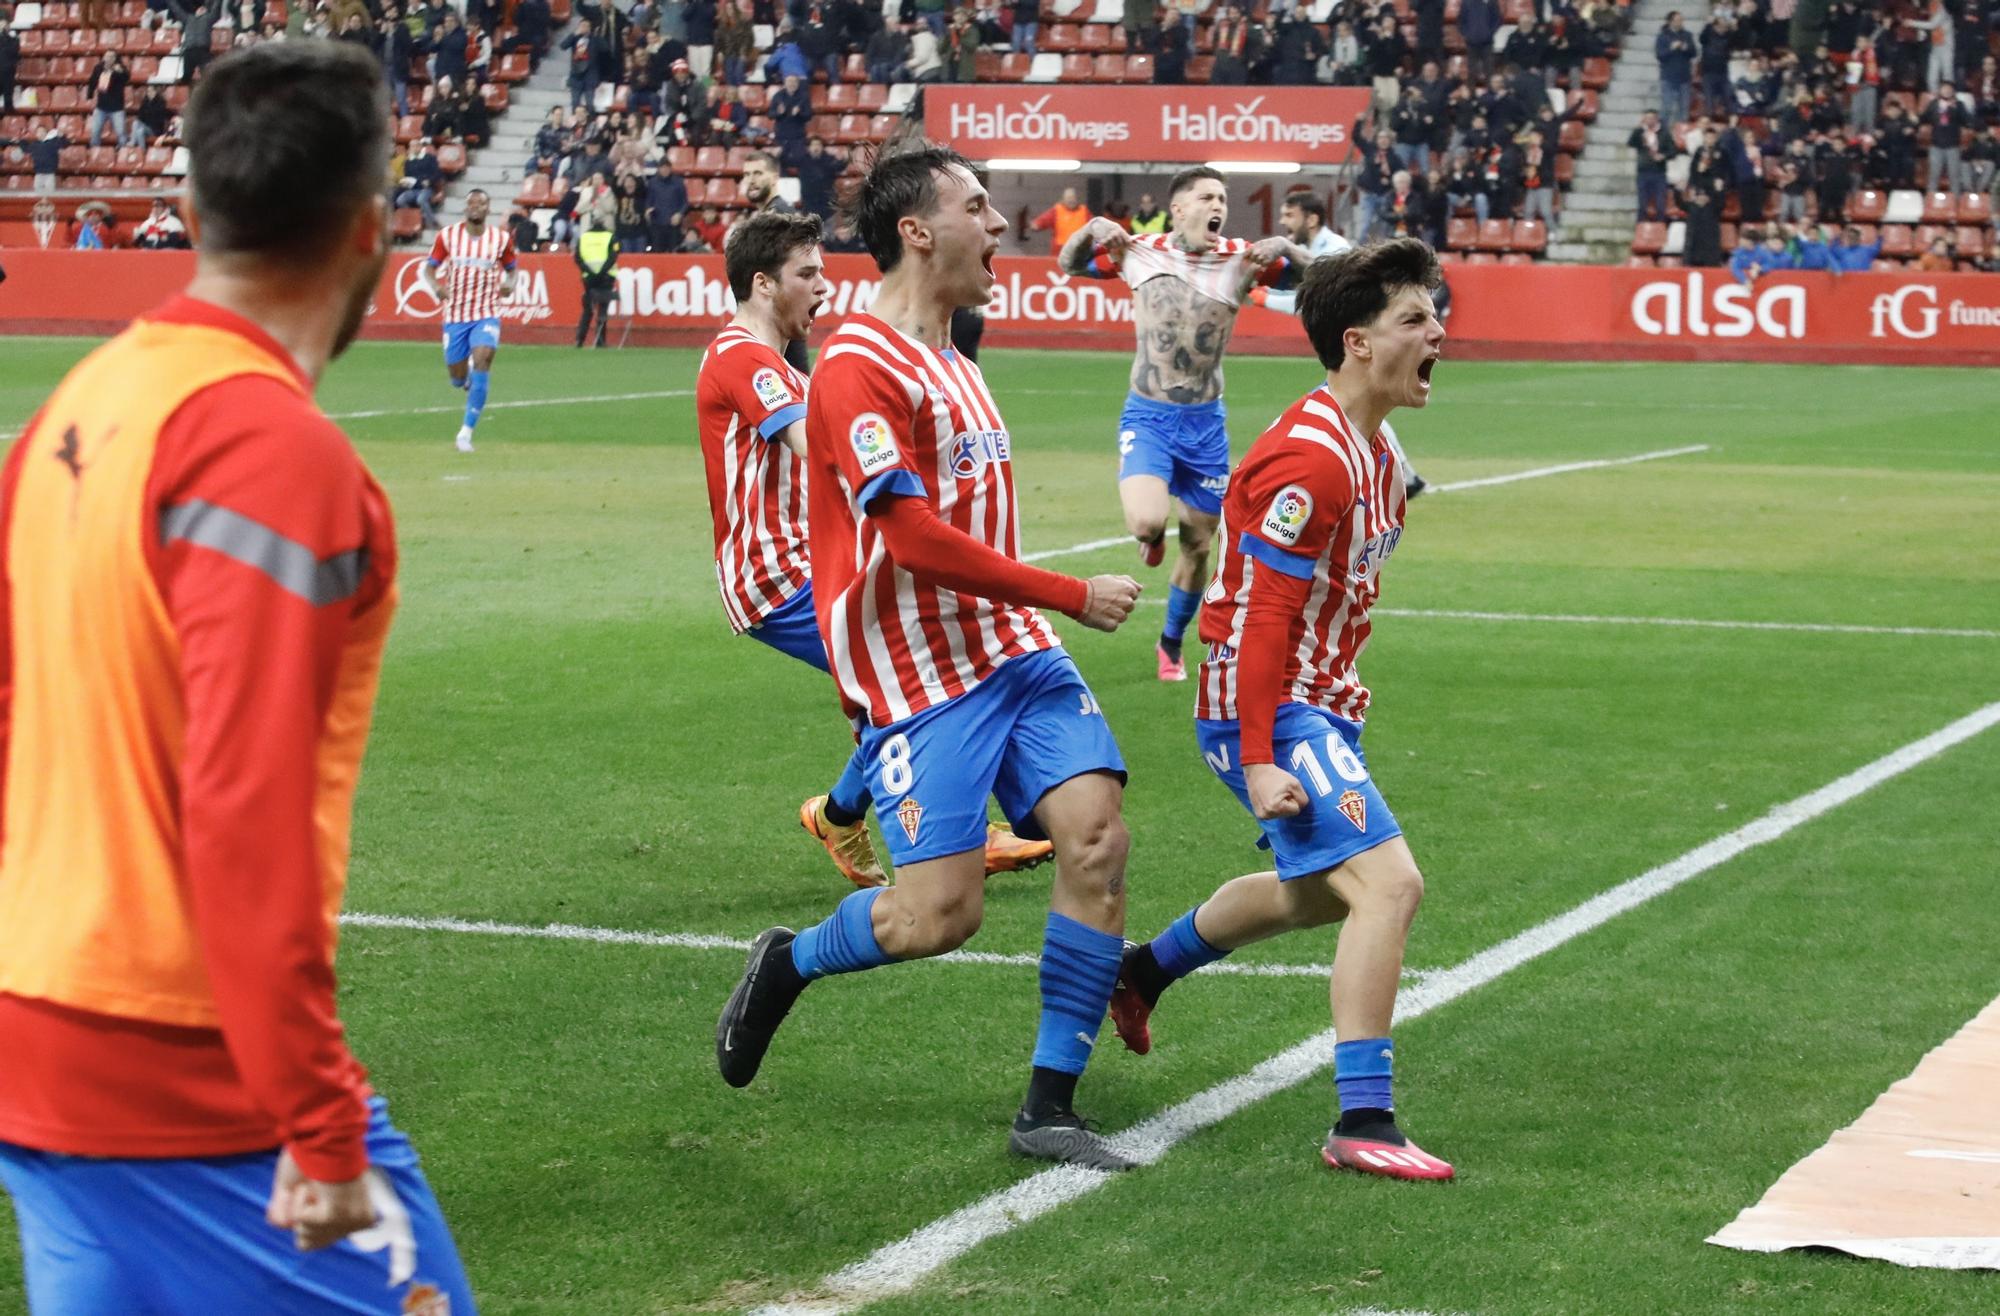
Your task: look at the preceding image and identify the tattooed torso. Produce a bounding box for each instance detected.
[1128,273,1240,405]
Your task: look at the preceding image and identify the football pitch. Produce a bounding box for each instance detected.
[2,336,1997,1315]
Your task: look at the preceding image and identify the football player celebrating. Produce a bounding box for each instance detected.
[696,211,1056,888]
[1110,239,1456,1182]
[419,188,517,453]
[716,146,1146,1171]
[1059,167,1307,682]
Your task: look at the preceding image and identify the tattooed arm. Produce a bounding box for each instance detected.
[1060,216,1128,277]
[1127,274,1240,404]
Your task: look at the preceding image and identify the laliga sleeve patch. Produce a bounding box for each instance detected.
[850,412,901,476]
[1261,484,1314,546]
[752,367,794,410]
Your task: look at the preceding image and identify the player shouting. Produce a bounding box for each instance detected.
[420,187,517,453]
[697,211,1054,887]
[1110,239,1456,1182]
[1059,167,1308,682]
[717,146,1146,1171]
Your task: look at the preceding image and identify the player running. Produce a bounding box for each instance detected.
[697,211,1054,887]
[1059,167,1308,683]
[716,145,1146,1171]
[0,42,476,1309]
[1108,239,1455,1182]
[420,187,518,454]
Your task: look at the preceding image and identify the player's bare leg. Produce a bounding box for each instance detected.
[1010,770,1135,1171]
[1157,507,1217,682]
[1119,473,1172,569]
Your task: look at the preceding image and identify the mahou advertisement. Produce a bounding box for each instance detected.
[1,250,1996,365]
[923,86,1373,166]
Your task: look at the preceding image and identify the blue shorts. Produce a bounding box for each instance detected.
[859,647,1124,865]
[442,318,502,366]
[744,582,828,672]
[0,1097,475,1316]
[1196,703,1401,880]
[1116,392,1231,516]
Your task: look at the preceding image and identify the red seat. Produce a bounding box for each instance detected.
[974,50,1002,79]
[1475,218,1512,251]
[1045,22,1082,50]
[1436,249,1464,263]
[50,84,81,111]
[1078,22,1110,51]
[824,83,857,111]
[866,114,897,139]
[1558,120,1585,153]
[1088,53,1122,81]
[394,113,422,143]
[1188,55,1213,81]
[690,146,728,175]
[1511,219,1547,253]
[1953,225,1986,258]
[1848,188,1886,222]
[1912,222,1948,250]
[1624,254,1657,267]
[84,145,117,172]
[513,172,552,206]
[482,83,509,113]
[1581,56,1611,89]
[842,53,867,81]
[1922,190,1956,222]
[392,206,425,240]
[1631,221,1667,255]
[1570,89,1599,121]
[834,112,868,145]
[1445,216,1477,249]
[707,178,740,207]
[1656,256,1684,268]
[1554,154,1575,186]
[1464,251,1498,264]
[495,52,530,83]
[113,146,145,174]
[857,82,889,109]
[1957,193,1991,224]
[738,84,766,112]
[1869,259,1902,272]
[1121,53,1152,82]
[435,143,466,175]
[1878,224,1913,257]
[1500,252,1534,265]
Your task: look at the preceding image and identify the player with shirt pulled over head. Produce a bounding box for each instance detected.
[1060,167,1309,683]
[1109,239,1455,1182]
[0,40,476,1311]
[696,211,1053,888]
[716,145,1147,1172]
[420,187,518,453]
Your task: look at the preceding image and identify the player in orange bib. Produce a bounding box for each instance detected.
[0,42,476,1312]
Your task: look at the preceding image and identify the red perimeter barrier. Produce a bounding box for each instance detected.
[2,250,1996,365]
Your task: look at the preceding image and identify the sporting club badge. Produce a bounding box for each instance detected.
[896,797,925,844]
[401,1282,452,1316]
[1262,484,1313,546]
[1336,789,1367,832]
[751,367,793,410]
[851,412,900,476]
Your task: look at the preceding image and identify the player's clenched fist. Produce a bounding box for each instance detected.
[1073,574,1142,632]
[1244,762,1310,819]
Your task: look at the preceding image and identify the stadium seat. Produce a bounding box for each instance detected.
[1436,249,1464,264]
[513,172,552,207]
[394,113,422,143]
[142,145,172,173]
[1188,55,1214,81]
[1957,193,1991,224]
[1878,224,1913,257]
[834,113,868,145]
[1475,218,1511,251]
[1558,120,1585,153]
[857,82,889,109]
[1089,53,1122,80]
[1500,252,1533,266]
[1656,255,1684,268]
[843,53,867,82]
[1912,223,1948,251]
[435,143,466,176]
[725,146,755,172]
[825,82,857,111]
[50,84,80,110]
[392,206,424,240]
[866,113,898,139]
[495,52,530,83]
[974,50,1002,79]
[1511,219,1547,253]
[1445,216,1477,250]
[738,85,766,111]
[1953,226,1986,258]
[1631,221,1666,255]
[84,145,116,173]
[1044,22,1081,50]
[1624,254,1657,267]
[1883,189,1924,223]
[1079,22,1110,51]
[707,178,740,206]
[482,83,509,113]
[1121,53,1152,81]
[1464,251,1498,264]
[1581,56,1611,89]
[690,145,728,175]
[1569,89,1598,120]
[1554,154,1574,185]
[1921,190,1956,223]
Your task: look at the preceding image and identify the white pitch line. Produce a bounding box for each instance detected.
[328,388,693,422]
[1126,602,2000,641]
[749,698,2000,1316]
[1021,446,1709,563]
[335,911,1386,982]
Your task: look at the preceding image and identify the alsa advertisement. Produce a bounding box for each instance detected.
[922,87,1373,165]
[1,251,1996,365]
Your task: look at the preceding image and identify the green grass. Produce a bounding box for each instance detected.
[2,336,1997,1314]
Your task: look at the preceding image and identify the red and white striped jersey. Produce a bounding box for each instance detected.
[806,313,1060,728]
[696,326,812,632]
[427,222,518,323]
[1195,385,1407,725]
[1099,232,1284,308]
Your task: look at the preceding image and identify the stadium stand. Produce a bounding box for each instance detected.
[1625,0,2000,272]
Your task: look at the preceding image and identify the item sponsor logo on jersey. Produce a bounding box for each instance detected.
[950,428,1012,479]
[1262,484,1313,545]
[1336,789,1367,832]
[752,367,794,410]
[851,412,900,475]
[896,796,924,844]
[401,1282,451,1316]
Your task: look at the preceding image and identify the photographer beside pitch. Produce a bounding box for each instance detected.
[1112,239,1457,1182]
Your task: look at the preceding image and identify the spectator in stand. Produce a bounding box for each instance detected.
[1655,11,1695,126]
[1155,5,1190,82]
[1363,13,1404,109]
[163,0,225,83]
[710,82,759,146]
[1520,136,1555,230]
[1745,226,1793,279]
[767,72,812,167]
[133,198,192,249]
[1482,128,1523,217]
[87,52,132,148]
[395,137,444,227]
[1874,97,1918,189]
[914,0,948,38]
[1479,72,1522,136]
[1355,129,1403,239]
[946,7,979,82]
[575,214,621,344]
[1011,0,1039,54]
[1973,54,1999,117]
[1829,223,1881,269]
[797,134,843,218]
[1697,10,1734,117]
[1911,0,1955,93]
[378,9,416,115]
[644,154,689,251]
[1775,148,1809,224]
[1630,109,1676,221]
[686,202,728,250]
[1727,227,1760,280]
[457,79,490,147]
[511,0,552,63]
[612,172,649,250]
[1381,168,1425,238]
[1847,34,1881,132]
[1791,222,1836,270]
[1458,0,1497,83]
[5,127,72,194]
[0,17,17,117]
[1028,185,1090,255]
[1325,19,1363,85]
[628,48,663,118]
[507,205,540,253]
[685,0,717,78]
[1965,123,1999,195]
[431,9,470,84]
[1413,0,1444,67]
[1392,85,1438,175]
[73,200,112,249]
[1917,233,1955,269]
[1815,129,1856,222]
[1445,146,1489,224]
[868,20,910,81]
[564,19,605,108]
[739,149,795,217]
[1130,192,1165,233]
[1418,165,1450,249]
[1921,82,1966,193]
[908,15,943,80]
[800,7,842,84]
[661,57,702,138]
[1123,0,1156,53]
[1733,53,1775,114]
[1507,16,1547,86]
[423,80,463,139]
[1683,179,1722,265]
[130,85,172,148]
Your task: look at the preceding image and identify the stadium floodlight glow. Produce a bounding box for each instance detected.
[982,157,1084,172]
[1204,161,1302,174]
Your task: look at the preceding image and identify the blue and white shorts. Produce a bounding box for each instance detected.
[442,317,503,365]
[858,648,1124,866]
[1116,392,1231,516]
[1195,702,1401,880]
[744,583,830,673]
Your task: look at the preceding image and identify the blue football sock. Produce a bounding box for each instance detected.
[827,745,871,823]
[1031,912,1124,1075]
[1333,1037,1395,1115]
[1162,584,1201,648]
[1149,904,1228,982]
[451,373,468,391]
[462,367,491,430]
[790,887,895,980]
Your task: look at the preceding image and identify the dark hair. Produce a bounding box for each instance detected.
[466,187,489,199]
[743,149,780,173]
[725,209,824,299]
[1167,165,1224,202]
[1296,238,1441,372]
[844,141,976,274]
[185,41,389,265]
[1281,194,1326,228]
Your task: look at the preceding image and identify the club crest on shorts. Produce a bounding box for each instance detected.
[1262,484,1313,546]
[1336,789,1367,831]
[752,367,793,410]
[851,412,899,476]
[896,797,924,844]
[401,1282,451,1316]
